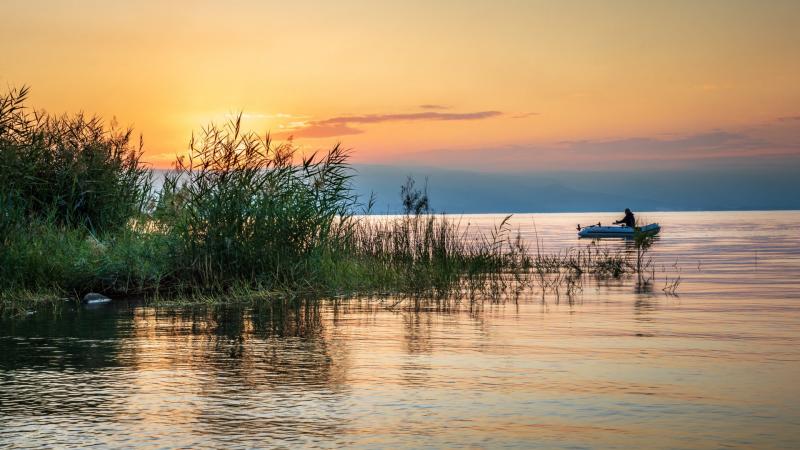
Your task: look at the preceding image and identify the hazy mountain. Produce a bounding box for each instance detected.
[150,165,799,213]
[349,165,800,213]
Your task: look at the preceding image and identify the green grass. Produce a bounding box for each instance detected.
[0,86,150,234]
[1,86,654,312]
[153,116,357,292]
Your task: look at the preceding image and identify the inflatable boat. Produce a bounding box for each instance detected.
[577,223,660,238]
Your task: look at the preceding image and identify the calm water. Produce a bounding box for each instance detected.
[2,211,799,449]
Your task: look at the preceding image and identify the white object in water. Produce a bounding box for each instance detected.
[82,292,112,304]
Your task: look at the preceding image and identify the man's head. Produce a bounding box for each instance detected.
[625,208,632,214]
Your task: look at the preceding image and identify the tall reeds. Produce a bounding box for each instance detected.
[0,86,150,233]
[1,86,672,307]
[155,115,357,291]
[1,86,155,293]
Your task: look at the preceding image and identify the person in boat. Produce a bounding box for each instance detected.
[614,208,635,228]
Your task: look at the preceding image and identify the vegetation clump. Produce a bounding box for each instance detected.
[155,117,356,292]
[1,86,156,295]
[0,86,149,233]
[0,86,660,309]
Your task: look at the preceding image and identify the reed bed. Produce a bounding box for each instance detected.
[1,86,661,310]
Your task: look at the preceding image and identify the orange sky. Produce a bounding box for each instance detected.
[2,0,799,170]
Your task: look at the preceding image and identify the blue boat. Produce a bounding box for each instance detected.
[577,223,661,238]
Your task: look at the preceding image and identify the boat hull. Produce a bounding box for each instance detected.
[577,223,660,238]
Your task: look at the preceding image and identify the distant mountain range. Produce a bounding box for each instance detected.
[349,165,800,213]
[150,165,800,213]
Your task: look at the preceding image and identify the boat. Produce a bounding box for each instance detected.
[577,223,660,238]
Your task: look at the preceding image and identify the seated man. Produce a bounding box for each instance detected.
[614,208,635,227]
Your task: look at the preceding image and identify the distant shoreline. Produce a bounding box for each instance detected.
[357,209,800,215]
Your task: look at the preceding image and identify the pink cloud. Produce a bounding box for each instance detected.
[316,111,502,125]
[378,127,799,171]
[280,109,502,139]
[277,123,363,139]
[418,104,450,110]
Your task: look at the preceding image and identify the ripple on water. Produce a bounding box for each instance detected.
[2,211,800,448]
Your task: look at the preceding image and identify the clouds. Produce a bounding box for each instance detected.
[560,131,769,160]
[283,123,364,138]
[316,111,502,125]
[418,104,449,110]
[268,107,798,172]
[381,126,799,172]
[279,109,503,139]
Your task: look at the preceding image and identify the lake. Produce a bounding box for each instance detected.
[2,211,799,448]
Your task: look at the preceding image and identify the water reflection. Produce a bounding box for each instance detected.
[2,212,800,448]
[0,302,357,447]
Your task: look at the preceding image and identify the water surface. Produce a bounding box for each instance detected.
[2,211,799,448]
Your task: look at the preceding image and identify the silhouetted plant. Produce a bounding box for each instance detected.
[632,228,655,286]
[400,176,429,215]
[156,114,357,291]
[0,86,150,233]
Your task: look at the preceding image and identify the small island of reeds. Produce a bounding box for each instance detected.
[0,86,658,311]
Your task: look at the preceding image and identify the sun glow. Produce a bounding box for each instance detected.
[2,0,798,170]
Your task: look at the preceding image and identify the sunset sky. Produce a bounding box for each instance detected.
[2,0,799,172]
